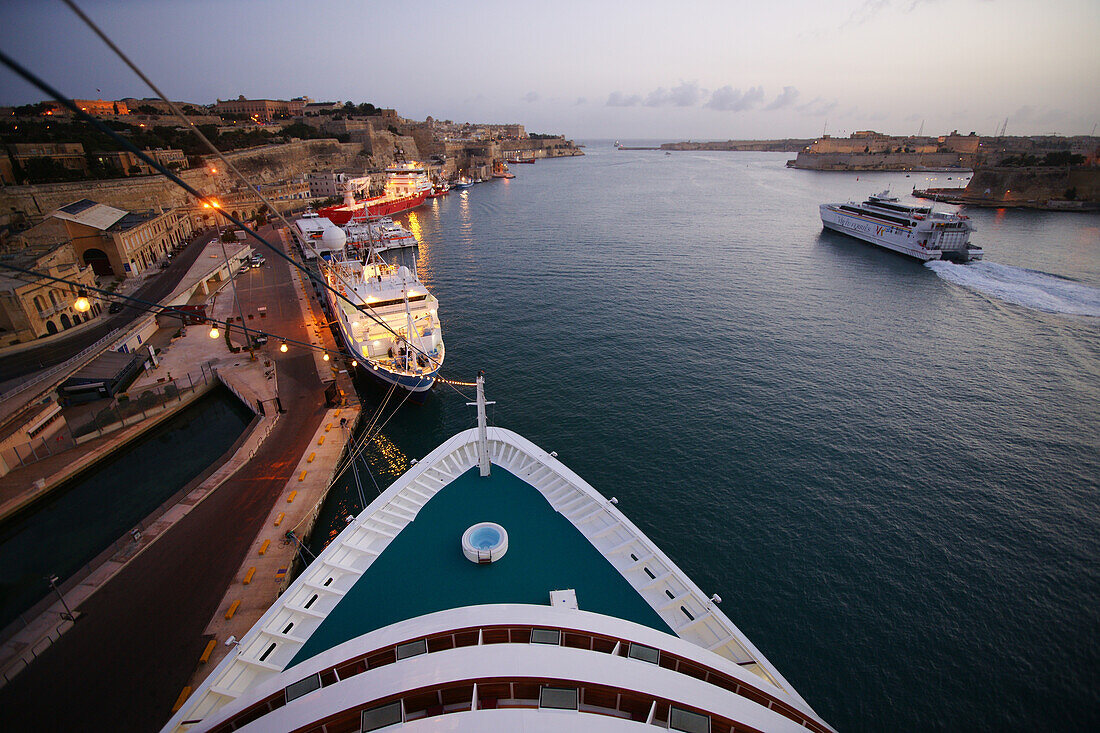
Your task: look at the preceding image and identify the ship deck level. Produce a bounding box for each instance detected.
[289,465,675,667]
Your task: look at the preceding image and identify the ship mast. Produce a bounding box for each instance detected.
[467,372,495,477]
[403,271,416,373]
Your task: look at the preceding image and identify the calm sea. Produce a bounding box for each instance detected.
[310,145,1100,731]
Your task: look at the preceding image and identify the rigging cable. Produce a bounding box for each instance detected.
[0,260,331,357]
[57,0,446,375]
[0,47,435,371]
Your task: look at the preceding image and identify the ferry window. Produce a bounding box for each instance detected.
[395,639,427,660]
[539,687,579,710]
[628,642,660,664]
[530,628,561,645]
[361,701,403,730]
[284,672,321,703]
[669,707,711,733]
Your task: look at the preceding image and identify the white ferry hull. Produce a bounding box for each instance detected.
[820,205,940,261]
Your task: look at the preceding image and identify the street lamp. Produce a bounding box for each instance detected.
[46,574,77,622]
[206,200,254,360]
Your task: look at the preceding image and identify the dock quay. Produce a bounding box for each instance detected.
[0,223,363,732]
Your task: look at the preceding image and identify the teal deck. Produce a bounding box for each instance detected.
[290,465,674,666]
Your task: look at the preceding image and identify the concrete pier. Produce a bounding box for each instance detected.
[0,223,361,732]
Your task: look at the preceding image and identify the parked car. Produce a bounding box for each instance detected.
[108,301,123,314]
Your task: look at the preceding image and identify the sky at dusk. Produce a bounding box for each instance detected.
[1,0,1098,140]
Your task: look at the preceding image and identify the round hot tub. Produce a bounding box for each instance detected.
[462,522,508,564]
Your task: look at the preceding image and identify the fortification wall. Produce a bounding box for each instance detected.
[0,170,207,219]
[0,139,367,221]
[791,150,972,170]
[201,139,367,182]
[964,167,1100,204]
[501,138,583,158]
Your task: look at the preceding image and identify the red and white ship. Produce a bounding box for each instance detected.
[319,162,432,225]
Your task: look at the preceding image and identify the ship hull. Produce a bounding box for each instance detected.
[821,205,941,261]
[319,191,428,226]
[323,283,440,402]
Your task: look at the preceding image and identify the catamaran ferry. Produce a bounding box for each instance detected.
[162,375,835,733]
[321,251,443,400]
[820,190,984,262]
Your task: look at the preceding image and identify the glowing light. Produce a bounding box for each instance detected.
[73,296,91,313]
[280,341,288,352]
[209,326,220,338]
[351,360,358,367]
[322,352,330,361]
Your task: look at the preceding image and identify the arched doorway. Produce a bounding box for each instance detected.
[83,248,113,276]
[60,313,71,329]
[45,320,58,335]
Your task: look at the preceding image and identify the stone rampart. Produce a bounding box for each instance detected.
[0,139,367,220]
[965,167,1100,205]
[0,170,208,219]
[791,150,972,170]
[201,139,367,182]
[501,138,583,158]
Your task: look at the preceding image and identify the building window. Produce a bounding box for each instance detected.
[361,702,403,731]
[284,673,321,703]
[530,628,561,645]
[669,707,711,733]
[539,687,578,710]
[627,642,660,664]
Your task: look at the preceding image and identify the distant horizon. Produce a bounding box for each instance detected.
[1,0,1097,140]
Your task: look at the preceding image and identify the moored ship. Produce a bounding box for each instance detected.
[319,163,433,226]
[320,250,443,400]
[344,215,418,252]
[820,190,984,262]
[162,377,835,733]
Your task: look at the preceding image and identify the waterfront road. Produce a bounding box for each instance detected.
[0,225,328,732]
[0,227,216,383]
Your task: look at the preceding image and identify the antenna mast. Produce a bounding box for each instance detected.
[467,372,496,477]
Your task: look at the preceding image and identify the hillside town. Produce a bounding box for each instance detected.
[0,95,581,345]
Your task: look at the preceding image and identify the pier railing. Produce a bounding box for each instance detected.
[0,366,214,473]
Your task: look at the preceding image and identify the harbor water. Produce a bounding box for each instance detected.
[310,147,1099,731]
[0,386,254,632]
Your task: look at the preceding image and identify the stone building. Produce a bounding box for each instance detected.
[214,96,306,122]
[6,142,90,177]
[90,147,188,177]
[0,240,100,345]
[51,198,194,278]
[73,99,129,116]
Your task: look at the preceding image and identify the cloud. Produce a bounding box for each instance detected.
[796,96,838,116]
[844,0,892,26]
[1011,105,1066,125]
[644,81,705,108]
[704,85,764,112]
[842,0,949,28]
[606,91,642,107]
[574,96,587,106]
[764,86,799,111]
[523,91,539,103]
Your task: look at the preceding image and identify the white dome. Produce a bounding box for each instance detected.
[320,226,347,250]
